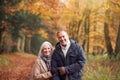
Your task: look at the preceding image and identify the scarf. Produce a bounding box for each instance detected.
[41,55,51,71]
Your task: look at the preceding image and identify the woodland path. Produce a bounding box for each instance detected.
[0,53,37,80]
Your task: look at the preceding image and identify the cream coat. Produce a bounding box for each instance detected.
[31,57,52,80]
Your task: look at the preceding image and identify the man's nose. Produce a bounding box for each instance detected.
[61,37,64,40]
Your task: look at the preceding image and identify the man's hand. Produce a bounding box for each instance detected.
[58,66,66,75]
[50,67,57,74]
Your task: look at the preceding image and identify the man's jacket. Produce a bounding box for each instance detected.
[51,39,86,80]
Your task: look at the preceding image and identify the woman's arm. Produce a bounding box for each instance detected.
[33,59,52,80]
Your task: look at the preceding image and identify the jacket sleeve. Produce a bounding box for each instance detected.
[51,51,60,80]
[32,60,52,80]
[65,44,86,74]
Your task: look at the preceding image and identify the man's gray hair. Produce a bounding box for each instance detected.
[56,30,68,36]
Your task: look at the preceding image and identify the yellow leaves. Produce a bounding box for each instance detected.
[17,0,24,10]
[38,29,48,39]
[15,0,58,19]
[26,0,60,24]
[26,0,59,20]
[103,2,110,11]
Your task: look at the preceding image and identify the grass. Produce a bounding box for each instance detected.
[0,55,11,67]
[83,54,120,80]
[0,54,15,71]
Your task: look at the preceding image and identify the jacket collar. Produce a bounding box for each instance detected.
[55,39,76,56]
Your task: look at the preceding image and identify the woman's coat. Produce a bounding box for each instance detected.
[31,58,52,80]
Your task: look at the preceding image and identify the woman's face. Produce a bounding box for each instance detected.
[42,45,52,57]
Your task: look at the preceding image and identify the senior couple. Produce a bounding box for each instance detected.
[31,30,86,80]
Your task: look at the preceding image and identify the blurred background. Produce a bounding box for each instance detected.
[0,0,120,56]
[0,0,120,79]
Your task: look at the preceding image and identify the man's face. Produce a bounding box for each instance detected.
[57,31,69,46]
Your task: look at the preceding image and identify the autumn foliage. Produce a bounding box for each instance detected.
[0,53,37,80]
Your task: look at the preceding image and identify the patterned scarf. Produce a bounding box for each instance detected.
[41,55,51,71]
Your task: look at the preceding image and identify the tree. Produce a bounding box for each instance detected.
[7,10,45,52]
[103,0,120,59]
[104,22,113,58]
[115,25,120,56]
[31,34,46,54]
[0,0,21,53]
[111,1,120,59]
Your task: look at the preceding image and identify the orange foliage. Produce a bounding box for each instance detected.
[0,53,37,80]
[37,29,48,39]
[26,0,59,19]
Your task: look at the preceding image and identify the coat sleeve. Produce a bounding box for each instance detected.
[51,51,60,80]
[65,44,86,74]
[32,59,52,80]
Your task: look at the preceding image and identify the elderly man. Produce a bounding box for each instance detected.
[51,30,86,80]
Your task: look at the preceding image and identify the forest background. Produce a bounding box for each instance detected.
[0,0,120,80]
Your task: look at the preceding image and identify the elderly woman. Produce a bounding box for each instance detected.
[31,41,53,80]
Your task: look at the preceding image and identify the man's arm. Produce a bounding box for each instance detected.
[51,52,60,80]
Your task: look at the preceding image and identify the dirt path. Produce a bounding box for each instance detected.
[0,53,37,80]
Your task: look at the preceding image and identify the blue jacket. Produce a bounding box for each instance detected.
[51,39,86,80]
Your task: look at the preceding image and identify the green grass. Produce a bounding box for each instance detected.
[0,55,12,67]
[83,54,120,80]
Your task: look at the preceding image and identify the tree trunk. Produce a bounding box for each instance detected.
[115,24,120,56]
[84,11,90,54]
[17,30,25,53]
[25,36,31,53]
[17,37,21,52]
[104,22,113,58]
[20,34,25,53]
[1,31,12,53]
[27,37,31,53]
[76,20,82,42]
[82,39,86,50]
